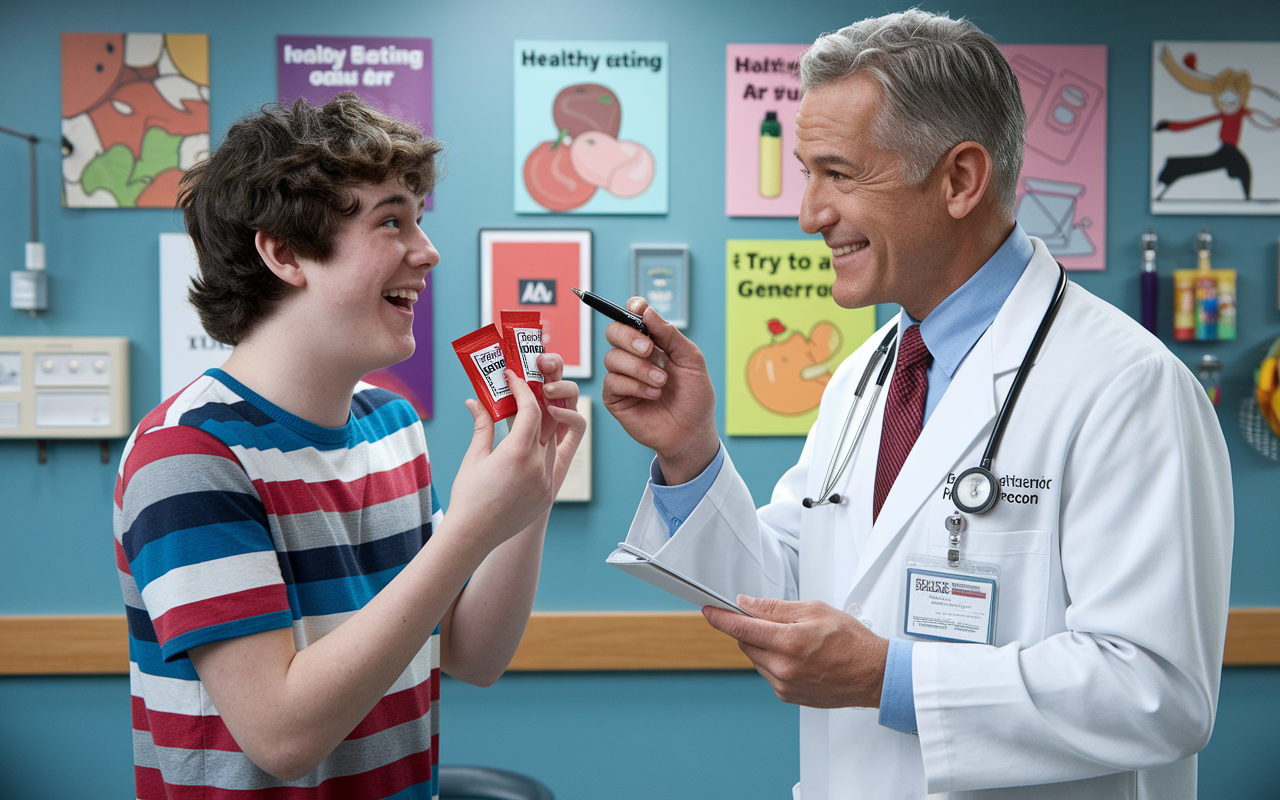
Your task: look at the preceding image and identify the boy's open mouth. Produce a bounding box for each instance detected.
[382,288,418,309]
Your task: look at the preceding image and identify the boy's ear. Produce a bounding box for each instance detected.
[255,230,307,288]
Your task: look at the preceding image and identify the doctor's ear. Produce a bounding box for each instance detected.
[937,141,994,221]
[254,230,307,288]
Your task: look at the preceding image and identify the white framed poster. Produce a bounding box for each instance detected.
[1152,41,1280,214]
[159,233,232,398]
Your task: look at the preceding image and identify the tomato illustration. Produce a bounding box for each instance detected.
[523,130,596,211]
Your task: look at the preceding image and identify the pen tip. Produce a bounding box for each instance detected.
[571,287,583,298]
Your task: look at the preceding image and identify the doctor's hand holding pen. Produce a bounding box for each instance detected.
[601,297,721,486]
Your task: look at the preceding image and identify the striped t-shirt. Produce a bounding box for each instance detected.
[114,369,443,800]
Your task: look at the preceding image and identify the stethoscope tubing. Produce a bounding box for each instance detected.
[807,324,899,508]
[978,263,1069,472]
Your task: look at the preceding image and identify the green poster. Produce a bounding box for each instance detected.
[725,239,875,436]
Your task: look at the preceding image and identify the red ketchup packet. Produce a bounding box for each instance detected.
[452,324,517,423]
[498,310,545,408]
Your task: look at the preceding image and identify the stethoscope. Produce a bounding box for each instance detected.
[803,263,1069,515]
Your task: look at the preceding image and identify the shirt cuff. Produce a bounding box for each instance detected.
[878,638,918,735]
[649,444,725,537]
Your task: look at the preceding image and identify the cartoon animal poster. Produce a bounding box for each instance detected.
[1002,44,1107,271]
[278,35,436,416]
[1152,41,1280,214]
[725,44,808,217]
[726,240,875,436]
[61,33,210,208]
[514,41,668,214]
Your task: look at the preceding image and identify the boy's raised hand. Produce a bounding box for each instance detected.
[449,368,584,554]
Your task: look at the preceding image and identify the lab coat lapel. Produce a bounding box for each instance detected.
[842,239,1062,600]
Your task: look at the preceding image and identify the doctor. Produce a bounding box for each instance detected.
[602,10,1233,800]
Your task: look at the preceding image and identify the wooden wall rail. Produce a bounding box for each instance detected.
[2,609,1278,675]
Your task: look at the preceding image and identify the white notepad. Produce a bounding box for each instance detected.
[606,542,752,616]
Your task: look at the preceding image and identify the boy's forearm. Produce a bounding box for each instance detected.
[189,525,493,780]
[440,509,549,685]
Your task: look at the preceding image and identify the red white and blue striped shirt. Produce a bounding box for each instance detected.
[114,369,442,800]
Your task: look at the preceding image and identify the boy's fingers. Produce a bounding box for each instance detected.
[461,398,494,464]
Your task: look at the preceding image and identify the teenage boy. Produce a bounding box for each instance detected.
[113,93,584,799]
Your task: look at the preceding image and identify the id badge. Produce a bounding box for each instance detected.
[903,555,999,645]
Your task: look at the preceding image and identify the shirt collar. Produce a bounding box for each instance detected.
[901,222,1034,379]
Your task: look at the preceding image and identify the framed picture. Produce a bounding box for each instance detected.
[631,244,689,329]
[1151,41,1280,215]
[479,229,593,379]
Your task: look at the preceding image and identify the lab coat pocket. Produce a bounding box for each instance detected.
[929,529,1050,646]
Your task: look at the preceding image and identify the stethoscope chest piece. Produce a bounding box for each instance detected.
[952,466,998,515]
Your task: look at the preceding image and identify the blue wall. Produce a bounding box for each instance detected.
[2,0,1278,797]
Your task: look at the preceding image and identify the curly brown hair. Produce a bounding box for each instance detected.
[179,92,443,345]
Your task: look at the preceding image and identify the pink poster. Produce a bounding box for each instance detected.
[1003,44,1108,271]
[725,44,808,217]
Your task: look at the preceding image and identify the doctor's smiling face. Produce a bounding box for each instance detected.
[796,75,963,318]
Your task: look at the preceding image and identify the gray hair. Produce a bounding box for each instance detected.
[800,10,1025,214]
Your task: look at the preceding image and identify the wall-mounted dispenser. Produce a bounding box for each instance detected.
[0,337,130,463]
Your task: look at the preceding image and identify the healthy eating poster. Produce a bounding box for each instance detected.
[514,40,668,215]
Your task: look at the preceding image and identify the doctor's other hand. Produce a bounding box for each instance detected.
[602,298,719,485]
[703,596,890,709]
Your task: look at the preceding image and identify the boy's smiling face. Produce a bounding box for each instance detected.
[295,177,438,379]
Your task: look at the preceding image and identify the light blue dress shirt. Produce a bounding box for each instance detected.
[649,224,1034,736]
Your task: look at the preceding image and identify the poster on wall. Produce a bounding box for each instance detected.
[159,233,232,398]
[1151,41,1280,215]
[725,44,807,217]
[479,229,593,379]
[1003,44,1107,270]
[277,35,433,202]
[725,240,875,436]
[514,41,668,215]
[278,35,436,416]
[61,33,210,208]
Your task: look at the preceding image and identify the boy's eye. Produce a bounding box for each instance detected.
[381,217,400,228]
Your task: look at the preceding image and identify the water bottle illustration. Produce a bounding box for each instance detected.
[759,110,782,198]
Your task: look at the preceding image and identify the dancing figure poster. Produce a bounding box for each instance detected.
[1152,41,1280,215]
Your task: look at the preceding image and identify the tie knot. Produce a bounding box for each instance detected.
[899,325,931,369]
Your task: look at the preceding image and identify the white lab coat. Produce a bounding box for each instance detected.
[624,239,1233,799]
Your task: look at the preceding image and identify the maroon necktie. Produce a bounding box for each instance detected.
[873,325,931,522]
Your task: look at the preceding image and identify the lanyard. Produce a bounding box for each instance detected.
[803,324,899,508]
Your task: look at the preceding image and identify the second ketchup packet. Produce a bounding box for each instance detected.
[498,310,545,408]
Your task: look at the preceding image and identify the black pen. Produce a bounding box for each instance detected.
[571,287,649,336]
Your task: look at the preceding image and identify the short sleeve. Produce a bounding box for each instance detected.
[117,424,294,661]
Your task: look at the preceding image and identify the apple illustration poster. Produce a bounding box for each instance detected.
[61,33,210,208]
[725,240,874,436]
[515,41,668,214]
[278,35,435,417]
[725,44,807,217]
[1151,41,1280,215]
[1001,44,1107,270]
